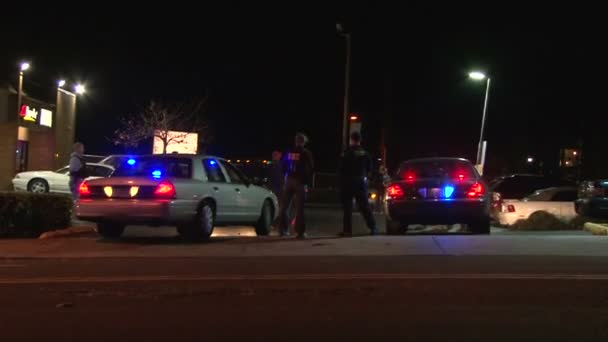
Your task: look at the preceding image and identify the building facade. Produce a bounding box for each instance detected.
[0,83,76,190]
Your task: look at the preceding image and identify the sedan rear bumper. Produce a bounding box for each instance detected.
[76,198,196,224]
[386,199,490,224]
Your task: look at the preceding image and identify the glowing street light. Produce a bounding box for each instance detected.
[20,62,30,72]
[349,114,359,121]
[527,157,534,163]
[57,80,66,88]
[469,70,492,173]
[74,84,86,95]
[468,71,486,80]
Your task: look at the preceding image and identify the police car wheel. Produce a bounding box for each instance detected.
[254,200,273,236]
[178,202,215,241]
[386,218,407,235]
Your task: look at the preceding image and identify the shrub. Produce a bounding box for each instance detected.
[0,192,73,238]
[511,211,573,231]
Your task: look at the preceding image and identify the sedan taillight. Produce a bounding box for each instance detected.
[387,184,405,200]
[79,181,91,198]
[154,181,176,199]
[467,182,485,198]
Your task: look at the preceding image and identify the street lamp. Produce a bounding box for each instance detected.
[17,61,31,118]
[527,157,534,163]
[74,84,86,95]
[57,79,66,88]
[469,71,491,170]
[337,23,351,153]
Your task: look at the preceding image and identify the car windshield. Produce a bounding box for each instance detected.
[112,156,192,178]
[396,159,476,180]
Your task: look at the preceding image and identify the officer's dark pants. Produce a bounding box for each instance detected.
[279,177,307,235]
[341,179,377,233]
[69,177,84,200]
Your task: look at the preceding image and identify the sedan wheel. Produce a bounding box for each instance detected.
[28,179,49,193]
[178,203,215,241]
[254,200,273,236]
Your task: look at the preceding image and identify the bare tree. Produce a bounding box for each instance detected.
[113,98,208,154]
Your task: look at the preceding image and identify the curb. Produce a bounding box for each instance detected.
[39,226,96,239]
[583,222,608,236]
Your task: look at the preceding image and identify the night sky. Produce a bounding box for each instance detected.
[2,3,606,176]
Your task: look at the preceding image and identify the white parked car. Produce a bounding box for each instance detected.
[12,163,115,194]
[76,155,279,240]
[495,187,578,226]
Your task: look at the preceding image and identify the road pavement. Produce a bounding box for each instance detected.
[1,207,606,341]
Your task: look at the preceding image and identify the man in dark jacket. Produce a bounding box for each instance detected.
[69,142,88,199]
[339,131,378,236]
[278,133,314,239]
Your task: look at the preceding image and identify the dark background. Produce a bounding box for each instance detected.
[2,3,605,177]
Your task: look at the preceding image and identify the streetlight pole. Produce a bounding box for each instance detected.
[476,77,491,165]
[17,62,30,118]
[337,24,351,153]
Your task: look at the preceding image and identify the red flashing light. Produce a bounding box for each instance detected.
[457,173,465,181]
[467,182,485,198]
[79,182,91,197]
[405,173,415,182]
[387,184,405,200]
[154,181,176,199]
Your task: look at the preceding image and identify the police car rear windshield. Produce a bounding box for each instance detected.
[397,159,477,180]
[113,156,193,178]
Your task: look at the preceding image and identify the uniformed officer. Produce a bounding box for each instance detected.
[69,142,88,200]
[278,133,314,239]
[339,131,378,236]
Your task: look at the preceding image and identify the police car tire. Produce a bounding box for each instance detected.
[254,200,273,236]
[386,218,407,235]
[178,202,215,242]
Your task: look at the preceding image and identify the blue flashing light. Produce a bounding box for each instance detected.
[209,160,217,166]
[127,158,136,166]
[152,170,162,178]
[444,186,455,198]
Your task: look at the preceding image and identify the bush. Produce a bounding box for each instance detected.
[0,192,73,238]
[510,211,608,231]
[511,211,574,231]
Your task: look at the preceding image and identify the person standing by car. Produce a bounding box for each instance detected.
[278,133,314,239]
[339,131,378,236]
[69,142,88,199]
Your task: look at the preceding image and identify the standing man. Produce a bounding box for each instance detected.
[278,133,314,239]
[69,142,88,200]
[339,131,378,236]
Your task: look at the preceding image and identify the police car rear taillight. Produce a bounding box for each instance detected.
[467,182,485,198]
[387,184,405,200]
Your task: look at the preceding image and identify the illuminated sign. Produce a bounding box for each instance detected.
[20,105,39,122]
[40,109,53,127]
[152,130,198,154]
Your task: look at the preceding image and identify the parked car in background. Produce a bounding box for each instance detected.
[495,187,578,226]
[83,154,106,163]
[12,163,114,194]
[384,158,491,234]
[576,180,608,218]
[489,174,576,217]
[99,155,136,169]
[76,155,278,240]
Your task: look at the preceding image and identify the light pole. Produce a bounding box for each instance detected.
[337,23,351,153]
[469,71,491,168]
[17,62,30,117]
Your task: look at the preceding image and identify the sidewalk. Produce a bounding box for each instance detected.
[1,234,607,258]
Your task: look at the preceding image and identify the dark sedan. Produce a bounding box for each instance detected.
[384,158,491,234]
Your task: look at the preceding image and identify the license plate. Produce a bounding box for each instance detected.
[430,188,441,198]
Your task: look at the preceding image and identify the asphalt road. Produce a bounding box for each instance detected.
[1,256,608,341]
[1,207,603,341]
